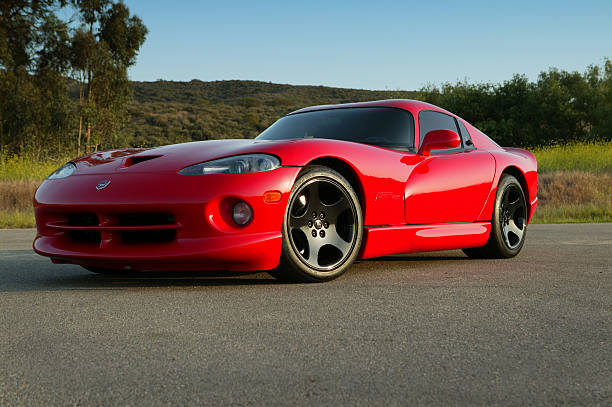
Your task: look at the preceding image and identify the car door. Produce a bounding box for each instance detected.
[404,110,495,224]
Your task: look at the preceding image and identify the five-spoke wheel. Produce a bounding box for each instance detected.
[463,174,528,258]
[271,166,363,282]
[499,183,526,250]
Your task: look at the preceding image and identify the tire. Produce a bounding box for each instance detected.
[463,174,528,259]
[270,166,363,283]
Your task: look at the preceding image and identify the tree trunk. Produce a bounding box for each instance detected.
[77,82,83,155]
[78,115,82,155]
[86,61,92,153]
[86,124,91,153]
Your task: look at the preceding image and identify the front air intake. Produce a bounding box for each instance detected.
[48,211,178,247]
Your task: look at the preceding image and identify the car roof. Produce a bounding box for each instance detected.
[288,99,453,117]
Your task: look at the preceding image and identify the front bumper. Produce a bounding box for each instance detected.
[528,196,538,224]
[33,167,301,271]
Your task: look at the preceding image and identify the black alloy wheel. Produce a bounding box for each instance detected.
[463,174,528,259]
[499,183,527,250]
[271,166,363,282]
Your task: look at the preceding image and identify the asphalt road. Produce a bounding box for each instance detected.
[0,224,611,406]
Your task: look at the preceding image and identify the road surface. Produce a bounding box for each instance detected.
[0,224,610,405]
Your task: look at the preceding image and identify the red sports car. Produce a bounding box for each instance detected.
[34,100,538,282]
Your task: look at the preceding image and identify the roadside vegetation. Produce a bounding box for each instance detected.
[530,142,612,223]
[2,141,611,228]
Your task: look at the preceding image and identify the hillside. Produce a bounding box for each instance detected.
[126,80,416,147]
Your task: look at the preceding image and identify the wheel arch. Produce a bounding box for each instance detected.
[304,157,365,213]
[500,165,530,220]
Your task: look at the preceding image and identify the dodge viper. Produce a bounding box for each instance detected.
[34,99,538,282]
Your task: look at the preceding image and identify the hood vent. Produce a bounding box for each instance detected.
[121,155,162,168]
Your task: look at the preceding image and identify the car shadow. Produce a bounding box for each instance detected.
[358,250,469,263]
[1,249,470,292]
[0,251,287,292]
[1,271,285,292]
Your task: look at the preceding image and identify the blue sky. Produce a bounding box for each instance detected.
[125,0,612,90]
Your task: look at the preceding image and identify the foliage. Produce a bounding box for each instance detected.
[118,65,612,150]
[1,2,611,159]
[0,0,147,157]
[418,60,612,147]
[0,0,74,155]
[121,80,416,147]
[69,0,147,154]
[533,141,612,174]
[0,149,71,180]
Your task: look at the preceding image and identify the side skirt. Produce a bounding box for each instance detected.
[359,222,491,259]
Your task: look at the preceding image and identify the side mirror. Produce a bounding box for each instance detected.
[418,129,461,156]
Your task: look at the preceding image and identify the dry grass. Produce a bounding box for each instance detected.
[0,181,39,228]
[532,171,612,223]
[0,180,40,212]
[537,171,612,206]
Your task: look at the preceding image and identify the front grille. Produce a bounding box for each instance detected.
[68,213,98,226]
[68,213,101,244]
[54,211,178,247]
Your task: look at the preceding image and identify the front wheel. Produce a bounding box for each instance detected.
[270,166,363,282]
[463,174,528,259]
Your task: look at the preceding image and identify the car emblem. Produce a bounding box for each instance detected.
[96,180,111,190]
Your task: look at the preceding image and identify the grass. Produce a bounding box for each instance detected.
[0,209,35,229]
[529,142,612,223]
[0,180,39,228]
[1,142,612,228]
[533,203,612,224]
[0,151,73,181]
[530,169,612,224]
[533,140,612,174]
[0,180,40,209]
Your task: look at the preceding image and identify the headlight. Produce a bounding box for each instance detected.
[47,162,76,179]
[179,154,280,175]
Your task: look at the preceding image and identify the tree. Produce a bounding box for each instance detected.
[69,0,147,153]
[0,0,73,156]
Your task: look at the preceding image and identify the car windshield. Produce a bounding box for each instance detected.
[256,107,415,151]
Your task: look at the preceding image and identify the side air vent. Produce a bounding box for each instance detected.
[121,155,162,168]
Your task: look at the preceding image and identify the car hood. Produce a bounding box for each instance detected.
[68,137,400,176]
[70,139,299,175]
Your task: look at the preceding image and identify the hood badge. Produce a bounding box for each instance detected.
[96,180,111,190]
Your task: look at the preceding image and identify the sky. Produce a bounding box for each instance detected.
[124,0,612,90]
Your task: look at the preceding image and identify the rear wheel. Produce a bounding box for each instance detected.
[270,166,363,282]
[463,174,528,259]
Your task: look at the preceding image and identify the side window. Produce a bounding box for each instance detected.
[418,110,462,154]
[456,119,475,150]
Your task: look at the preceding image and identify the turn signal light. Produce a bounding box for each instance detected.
[263,190,282,203]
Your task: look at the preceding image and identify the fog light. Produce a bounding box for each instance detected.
[232,201,252,225]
